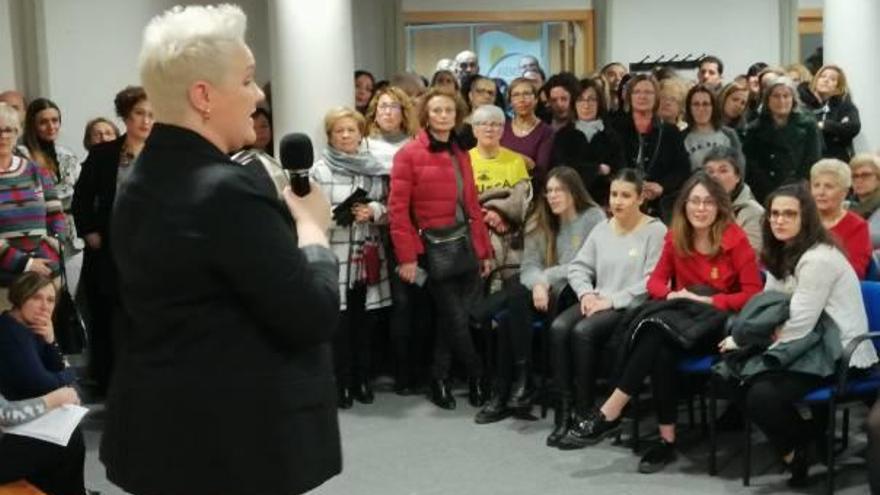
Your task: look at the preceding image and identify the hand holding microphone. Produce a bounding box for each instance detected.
[279,133,331,247]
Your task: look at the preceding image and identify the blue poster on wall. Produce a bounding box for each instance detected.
[477,30,542,83]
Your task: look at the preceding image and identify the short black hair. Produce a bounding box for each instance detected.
[700,55,724,75]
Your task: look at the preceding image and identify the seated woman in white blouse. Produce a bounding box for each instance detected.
[725,183,878,488]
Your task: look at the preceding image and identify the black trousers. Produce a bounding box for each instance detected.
[82,249,116,396]
[743,371,826,456]
[388,264,432,387]
[550,305,624,412]
[615,324,720,425]
[472,279,534,393]
[428,270,483,380]
[869,399,880,495]
[333,285,378,386]
[0,428,86,495]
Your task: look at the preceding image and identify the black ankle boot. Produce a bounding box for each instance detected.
[785,445,812,488]
[546,395,571,447]
[429,379,456,410]
[351,377,374,404]
[337,383,353,409]
[468,377,488,407]
[507,362,534,409]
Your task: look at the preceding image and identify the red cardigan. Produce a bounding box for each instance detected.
[388,130,493,264]
[830,210,871,279]
[647,223,762,312]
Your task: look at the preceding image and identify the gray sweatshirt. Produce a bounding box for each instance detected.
[568,217,667,309]
[520,207,606,291]
[684,126,744,172]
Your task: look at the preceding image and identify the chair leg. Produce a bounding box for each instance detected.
[700,391,708,435]
[687,393,695,428]
[632,393,640,453]
[743,419,752,486]
[708,379,717,476]
[540,326,549,419]
[841,407,850,451]
[826,400,836,495]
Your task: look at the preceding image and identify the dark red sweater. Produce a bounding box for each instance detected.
[830,210,871,279]
[389,131,493,264]
[647,223,762,311]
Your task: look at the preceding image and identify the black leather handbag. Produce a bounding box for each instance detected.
[421,223,478,281]
[53,236,88,355]
[419,153,479,281]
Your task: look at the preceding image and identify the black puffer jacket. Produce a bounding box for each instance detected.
[798,83,861,163]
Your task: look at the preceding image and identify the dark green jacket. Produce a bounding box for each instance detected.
[713,291,842,382]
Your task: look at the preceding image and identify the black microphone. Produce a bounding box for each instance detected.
[279,133,314,196]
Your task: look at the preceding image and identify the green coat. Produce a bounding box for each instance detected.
[713,291,843,383]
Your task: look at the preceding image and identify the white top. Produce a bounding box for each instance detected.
[765,243,879,369]
[365,135,410,173]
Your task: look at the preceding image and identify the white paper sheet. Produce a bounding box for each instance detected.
[3,404,88,446]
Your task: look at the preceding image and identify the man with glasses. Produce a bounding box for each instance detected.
[455,50,481,83]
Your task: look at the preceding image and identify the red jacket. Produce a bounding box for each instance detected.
[647,223,762,312]
[830,211,871,279]
[389,130,493,265]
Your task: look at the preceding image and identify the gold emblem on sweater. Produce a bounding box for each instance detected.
[628,248,638,257]
[710,266,719,280]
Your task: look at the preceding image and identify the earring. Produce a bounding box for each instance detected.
[201,107,211,121]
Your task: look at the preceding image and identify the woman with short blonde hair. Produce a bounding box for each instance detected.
[849,154,880,240]
[103,5,341,494]
[809,158,871,278]
[311,105,393,409]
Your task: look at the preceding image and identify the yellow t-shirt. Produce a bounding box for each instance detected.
[469,147,530,194]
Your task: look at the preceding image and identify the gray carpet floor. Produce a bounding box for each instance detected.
[82,386,872,495]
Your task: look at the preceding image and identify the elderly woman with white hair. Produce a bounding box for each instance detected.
[810,158,872,278]
[743,75,822,203]
[849,153,880,251]
[466,104,535,421]
[100,5,341,495]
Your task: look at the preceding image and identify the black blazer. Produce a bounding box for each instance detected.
[610,114,691,219]
[550,121,625,206]
[100,124,342,495]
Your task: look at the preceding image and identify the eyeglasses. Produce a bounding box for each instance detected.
[690,101,713,107]
[474,122,503,129]
[377,103,401,112]
[473,88,496,96]
[686,197,717,209]
[853,172,877,180]
[576,96,598,103]
[769,209,799,221]
[0,127,17,136]
[510,91,535,100]
[459,62,478,69]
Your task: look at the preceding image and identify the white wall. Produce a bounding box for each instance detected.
[403,0,591,11]
[36,0,271,158]
[605,0,781,79]
[0,0,16,90]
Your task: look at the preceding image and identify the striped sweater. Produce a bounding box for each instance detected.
[0,156,66,280]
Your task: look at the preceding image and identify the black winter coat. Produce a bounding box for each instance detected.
[101,124,342,495]
[550,121,624,206]
[71,136,125,293]
[798,84,861,163]
[743,111,822,204]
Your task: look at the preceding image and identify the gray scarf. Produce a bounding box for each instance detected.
[575,119,605,143]
[323,146,387,177]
